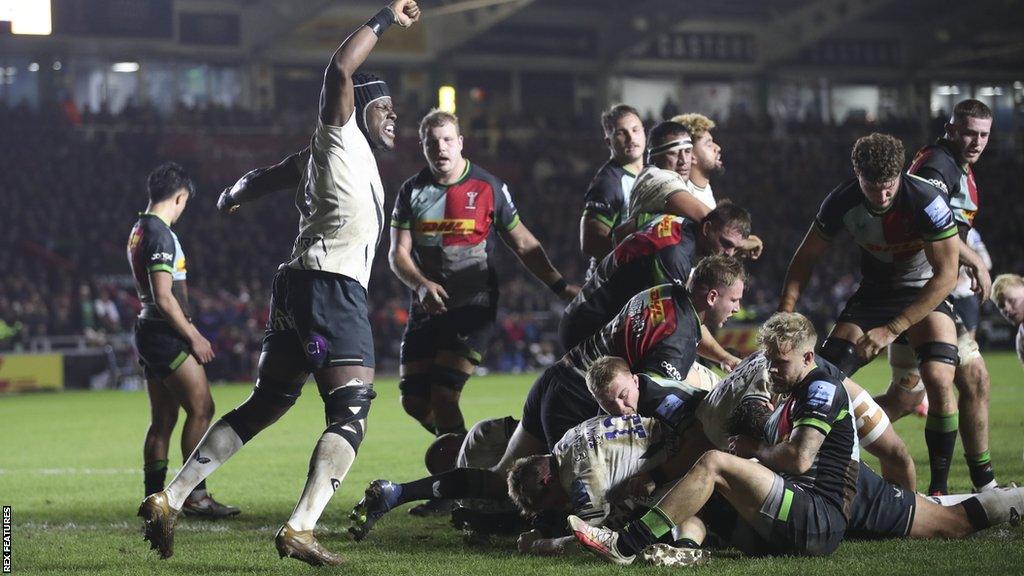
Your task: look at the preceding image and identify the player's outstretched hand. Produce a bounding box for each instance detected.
[190,333,216,364]
[216,188,240,215]
[389,0,421,27]
[720,354,741,373]
[856,325,896,360]
[416,280,448,314]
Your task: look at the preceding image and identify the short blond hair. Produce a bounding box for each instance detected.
[671,113,716,141]
[418,108,460,141]
[585,356,631,396]
[992,273,1024,306]
[758,312,817,354]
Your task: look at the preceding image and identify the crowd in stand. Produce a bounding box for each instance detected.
[2,99,1021,381]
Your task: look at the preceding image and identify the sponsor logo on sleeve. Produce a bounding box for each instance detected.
[150,252,173,263]
[923,196,953,227]
[806,380,837,410]
[656,394,685,421]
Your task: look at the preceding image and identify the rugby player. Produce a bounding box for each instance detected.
[670,113,722,210]
[580,104,646,275]
[880,100,1001,492]
[127,163,238,518]
[991,273,1024,368]
[347,255,746,541]
[559,203,752,354]
[138,1,421,566]
[389,109,577,505]
[570,312,858,562]
[508,414,709,566]
[780,133,963,496]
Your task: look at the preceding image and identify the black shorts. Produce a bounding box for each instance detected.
[846,464,916,539]
[400,303,496,365]
[263,268,374,371]
[837,285,955,331]
[701,479,847,557]
[134,318,192,381]
[951,294,981,332]
[521,362,600,449]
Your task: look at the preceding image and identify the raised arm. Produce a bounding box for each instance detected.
[320,1,419,126]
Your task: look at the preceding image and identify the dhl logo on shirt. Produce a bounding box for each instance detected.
[417,219,476,235]
[647,289,668,326]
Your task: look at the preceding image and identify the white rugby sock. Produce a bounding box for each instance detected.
[972,486,1024,526]
[287,433,357,531]
[165,420,243,509]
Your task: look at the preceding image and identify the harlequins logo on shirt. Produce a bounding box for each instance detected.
[465,191,479,209]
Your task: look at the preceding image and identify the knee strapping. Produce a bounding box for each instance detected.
[956,332,981,367]
[324,379,376,452]
[819,338,866,377]
[915,341,959,367]
[851,390,890,448]
[399,373,433,399]
[888,341,923,392]
[432,365,471,392]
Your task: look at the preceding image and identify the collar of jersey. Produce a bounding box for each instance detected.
[140,211,171,226]
[935,137,969,172]
[432,159,472,187]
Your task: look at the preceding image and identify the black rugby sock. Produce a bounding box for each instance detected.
[966,451,995,490]
[925,413,958,494]
[399,468,506,504]
[143,459,168,497]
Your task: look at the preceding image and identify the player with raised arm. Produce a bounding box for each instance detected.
[389,109,577,505]
[138,1,421,566]
[347,255,746,541]
[127,163,239,518]
[780,133,962,496]
[580,104,646,275]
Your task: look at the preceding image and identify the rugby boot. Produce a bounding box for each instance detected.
[138,491,180,559]
[640,543,711,567]
[275,523,344,566]
[568,515,635,566]
[182,492,241,518]
[348,479,402,541]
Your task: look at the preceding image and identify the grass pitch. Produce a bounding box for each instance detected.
[2,353,1022,575]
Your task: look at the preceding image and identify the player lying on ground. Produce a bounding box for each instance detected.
[348,256,746,540]
[507,414,710,567]
[991,273,1024,368]
[570,312,859,562]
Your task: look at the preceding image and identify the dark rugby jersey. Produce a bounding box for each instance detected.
[814,174,957,288]
[391,161,520,308]
[561,215,697,349]
[127,213,189,320]
[582,160,638,275]
[565,283,701,383]
[908,139,978,230]
[764,366,860,519]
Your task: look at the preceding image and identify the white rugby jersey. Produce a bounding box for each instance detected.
[553,415,667,526]
[696,352,772,449]
[687,180,716,210]
[284,114,385,289]
[1016,324,1024,368]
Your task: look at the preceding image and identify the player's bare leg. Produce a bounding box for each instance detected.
[955,353,996,490]
[143,377,179,497]
[140,352,300,558]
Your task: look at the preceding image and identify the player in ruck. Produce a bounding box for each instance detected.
[138,1,421,566]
